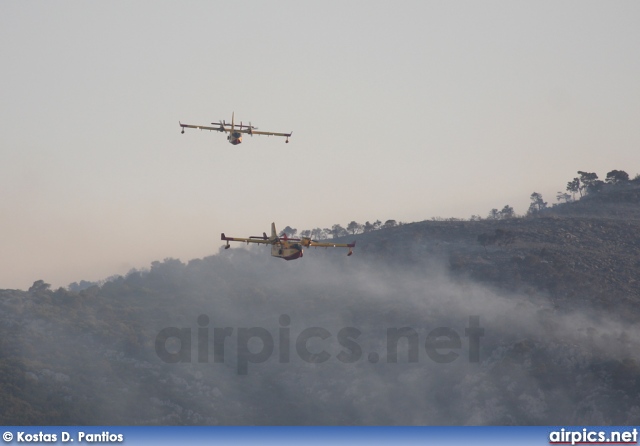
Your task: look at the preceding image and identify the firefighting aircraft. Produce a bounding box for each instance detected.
[221,223,355,260]
[179,112,292,145]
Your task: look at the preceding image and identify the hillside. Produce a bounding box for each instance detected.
[1,184,639,425]
[354,186,640,315]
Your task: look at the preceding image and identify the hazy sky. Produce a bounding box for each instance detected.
[2,1,639,289]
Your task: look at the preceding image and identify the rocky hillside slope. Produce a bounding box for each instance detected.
[354,184,640,315]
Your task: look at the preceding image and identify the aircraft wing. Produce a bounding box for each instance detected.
[180,121,291,138]
[221,233,273,245]
[308,240,356,249]
[245,129,292,137]
[307,239,356,256]
[180,122,226,132]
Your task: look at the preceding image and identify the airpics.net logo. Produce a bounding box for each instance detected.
[549,428,638,445]
[155,315,484,375]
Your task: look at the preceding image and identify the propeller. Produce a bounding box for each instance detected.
[300,237,318,247]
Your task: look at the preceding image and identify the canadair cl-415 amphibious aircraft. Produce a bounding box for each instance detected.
[179,112,292,145]
[222,223,355,260]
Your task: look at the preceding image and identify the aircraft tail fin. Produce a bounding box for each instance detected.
[271,222,277,239]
